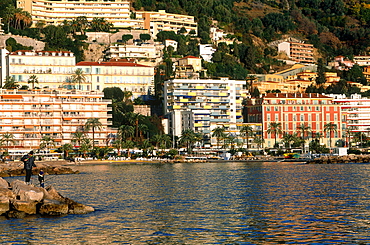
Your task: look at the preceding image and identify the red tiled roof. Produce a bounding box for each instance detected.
[76,61,150,67]
[180,56,201,59]
[264,93,331,99]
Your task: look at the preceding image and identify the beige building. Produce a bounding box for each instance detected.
[76,61,155,98]
[136,10,197,37]
[0,89,115,156]
[17,0,197,36]
[278,42,315,64]
[1,49,76,89]
[177,56,202,72]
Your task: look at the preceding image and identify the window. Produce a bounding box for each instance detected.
[301,115,304,121]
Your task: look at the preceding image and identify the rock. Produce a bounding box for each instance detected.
[0,187,16,199]
[0,177,9,188]
[0,196,10,215]
[11,180,44,202]
[10,199,37,214]
[38,199,68,215]
[45,186,94,214]
[6,210,27,219]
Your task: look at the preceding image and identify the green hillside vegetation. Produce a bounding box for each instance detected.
[2,0,370,91]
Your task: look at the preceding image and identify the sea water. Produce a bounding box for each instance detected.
[1,161,370,244]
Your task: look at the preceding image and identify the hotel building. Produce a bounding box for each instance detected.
[164,78,249,148]
[278,42,315,64]
[334,94,370,146]
[17,0,197,36]
[0,49,155,97]
[0,89,114,153]
[1,49,76,89]
[76,61,155,98]
[244,93,342,149]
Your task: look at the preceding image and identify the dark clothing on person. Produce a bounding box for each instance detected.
[38,171,45,188]
[21,151,36,184]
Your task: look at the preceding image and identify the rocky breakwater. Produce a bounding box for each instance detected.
[306,154,370,164]
[0,178,94,218]
[0,161,79,177]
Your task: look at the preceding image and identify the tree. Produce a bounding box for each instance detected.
[60,143,73,159]
[3,76,19,89]
[122,34,133,44]
[71,68,87,90]
[112,139,124,156]
[40,136,55,152]
[253,136,264,152]
[0,132,15,153]
[139,33,151,42]
[212,126,226,149]
[324,122,338,149]
[122,140,135,157]
[119,125,134,141]
[297,123,311,153]
[27,75,39,90]
[85,118,103,148]
[72,130,86,147]
[240,125,253,149]
[267,122,282,148]
[80,138,92,158]
[179,129,198,153]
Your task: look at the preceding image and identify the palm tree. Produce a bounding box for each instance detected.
[282,132,296,149]
[119,125,135,141]
[212,126,226,149]
[27,75,39,90]
[240,125,253,149]
[267,122,282,148]
[72,130,86,147]
[324,122,338,148]
[253,136,264,152]
[140,139,152,157]
[85,118,103,148]
[160,134,172,151]
[152,134,162,150]
[3,76,19,89]
[122,140,134,158]
[297,123,311,153]
[71,68,86,90]
[80,138,92,158]
[112,139,124,156]
[60,143,73,159]
[40,136,55,153]
[179,129,198,153]
[0,132,15,153]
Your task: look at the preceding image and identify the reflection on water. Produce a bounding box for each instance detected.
[2,162,370,244]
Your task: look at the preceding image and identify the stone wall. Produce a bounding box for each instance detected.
[0,34,45,50]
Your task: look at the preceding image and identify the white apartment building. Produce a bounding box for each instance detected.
[164,78,248,148]
[76,61,154,98]
[0,49,76,89]
[334,94,370,144]
[278,41,315,64]
[17,0,197,36]
[0,49,155,97]
[107,43,159,60]
[0,89,114,154]
[353,56,370,66]
[199,44,216,63]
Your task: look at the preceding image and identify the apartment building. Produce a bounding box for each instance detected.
[76,61,154,98]
[353,56,370,66]
[334,94,370,146]
[164,78,248,148]
[0,89,114,153]
[107,43,159,60]
[278,42,315,64]
[1,49,76,89]
[136,10,197,37]
[17,0,197,36]
[244,93,342,149]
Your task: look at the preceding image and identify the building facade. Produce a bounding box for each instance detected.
[164,78,248,148]
[17,0,197,35]
[334,94,370,146]
[0,89,114,154]
[76,61,155,98]
[278,42,315,64]
[244,93,342,149]
[1,49,76,89]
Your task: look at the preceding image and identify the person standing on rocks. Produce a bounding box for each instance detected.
[21,151,36,185]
